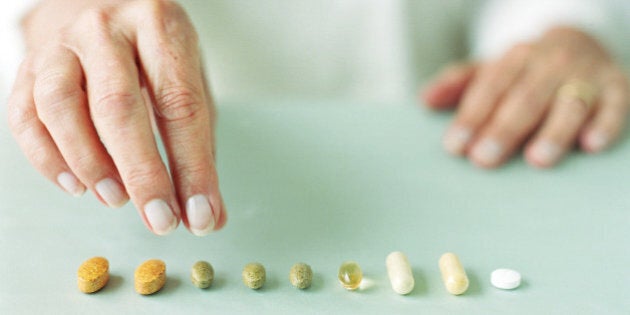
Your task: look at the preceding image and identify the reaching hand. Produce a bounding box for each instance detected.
[7,0,226,235]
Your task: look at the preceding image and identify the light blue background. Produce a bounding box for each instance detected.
[1,102,628,314]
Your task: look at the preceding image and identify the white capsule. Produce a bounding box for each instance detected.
[386,251,415,295]
[439,252,469,295]
[491,268,521,290]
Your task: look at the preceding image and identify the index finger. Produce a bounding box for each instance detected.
[71,7,181,235]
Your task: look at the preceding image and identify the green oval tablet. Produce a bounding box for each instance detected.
[191,261,214,289]
[242,262,266,289]
[289,263,313,289]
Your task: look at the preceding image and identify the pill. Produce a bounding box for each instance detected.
[191,261,214,289]
[134,259,166,295]
[242,262,266,289]
[438,252,469,295]
[491,268,521,290]
[338,261,362,290]
[289,263,313,289]
[77,257,109,293]
[386,251,414,295]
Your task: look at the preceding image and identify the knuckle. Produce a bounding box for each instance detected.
[123,160,166,191]
[77,6,112,34]
[143,0,198,47]
[33,72,82,116]
[548,47,575,68]
[148,0,186,18]
[68,152,102,178]
[7,101,36,136]
[92,90,140,123]
[509,85,543,107]
[73,6,123,46]
[28,144,51,169]
[175,161,209,179]
[155,85,204,123]
[159,0,185,13]
[141,0,186,22]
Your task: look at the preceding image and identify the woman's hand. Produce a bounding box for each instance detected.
[7,0,226,235]
[423,26,630,168]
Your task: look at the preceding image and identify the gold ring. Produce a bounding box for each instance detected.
[556,79,598,110]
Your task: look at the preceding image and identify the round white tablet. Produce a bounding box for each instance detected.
[491,268,521,290]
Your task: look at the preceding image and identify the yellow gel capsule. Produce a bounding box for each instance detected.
[77,257,109,293]
[338,261,362,290]
[439,252,469,295]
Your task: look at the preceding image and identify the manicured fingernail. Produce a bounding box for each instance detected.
[530,140,561,166]
[471,138,503,166]
[186,195,215,236]
[443,125,472,155]
[585,130,608,152]
[144,199,178,236]
[57,172,85,197]
[95,178,129,208]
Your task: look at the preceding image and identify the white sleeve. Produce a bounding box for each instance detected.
[471,0,630,67]
[0,1,37,95]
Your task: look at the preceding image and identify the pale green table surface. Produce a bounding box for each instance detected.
[1,101,629,314]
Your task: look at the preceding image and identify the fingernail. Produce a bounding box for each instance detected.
[144,199,178,236]
[585,130,608,152]
[530,140,561,166]
[443,125,472,155]
[471,138,503,166]
[186,195,215,236]
[57,172,85,197]
[95,178,129,208]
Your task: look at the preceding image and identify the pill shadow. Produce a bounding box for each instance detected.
[464,270,483,296]
[304,272,324,292]
[158,277,182,295]
[263,273,280,291]
[517,279,529,291]
[406,268,427,297]
[102,275,124,293]
[207,275,227,291]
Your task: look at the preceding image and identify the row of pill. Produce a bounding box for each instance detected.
[77,257,313,294]
[77,252,521,295]
[384,251,521,294]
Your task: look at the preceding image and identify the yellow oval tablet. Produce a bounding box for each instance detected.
[77,257,109,293]
[135,259,166,295]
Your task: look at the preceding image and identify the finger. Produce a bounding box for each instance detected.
[580,70,630,153]
[33,47,129,207]
[468,64,561,168]
[72,8,180,235]
[8,59,86,196]
[422,62,477,110]
[202,70,227,231]
[525,78,597,168]
[443,44,531,155]
[125,1,224,235]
